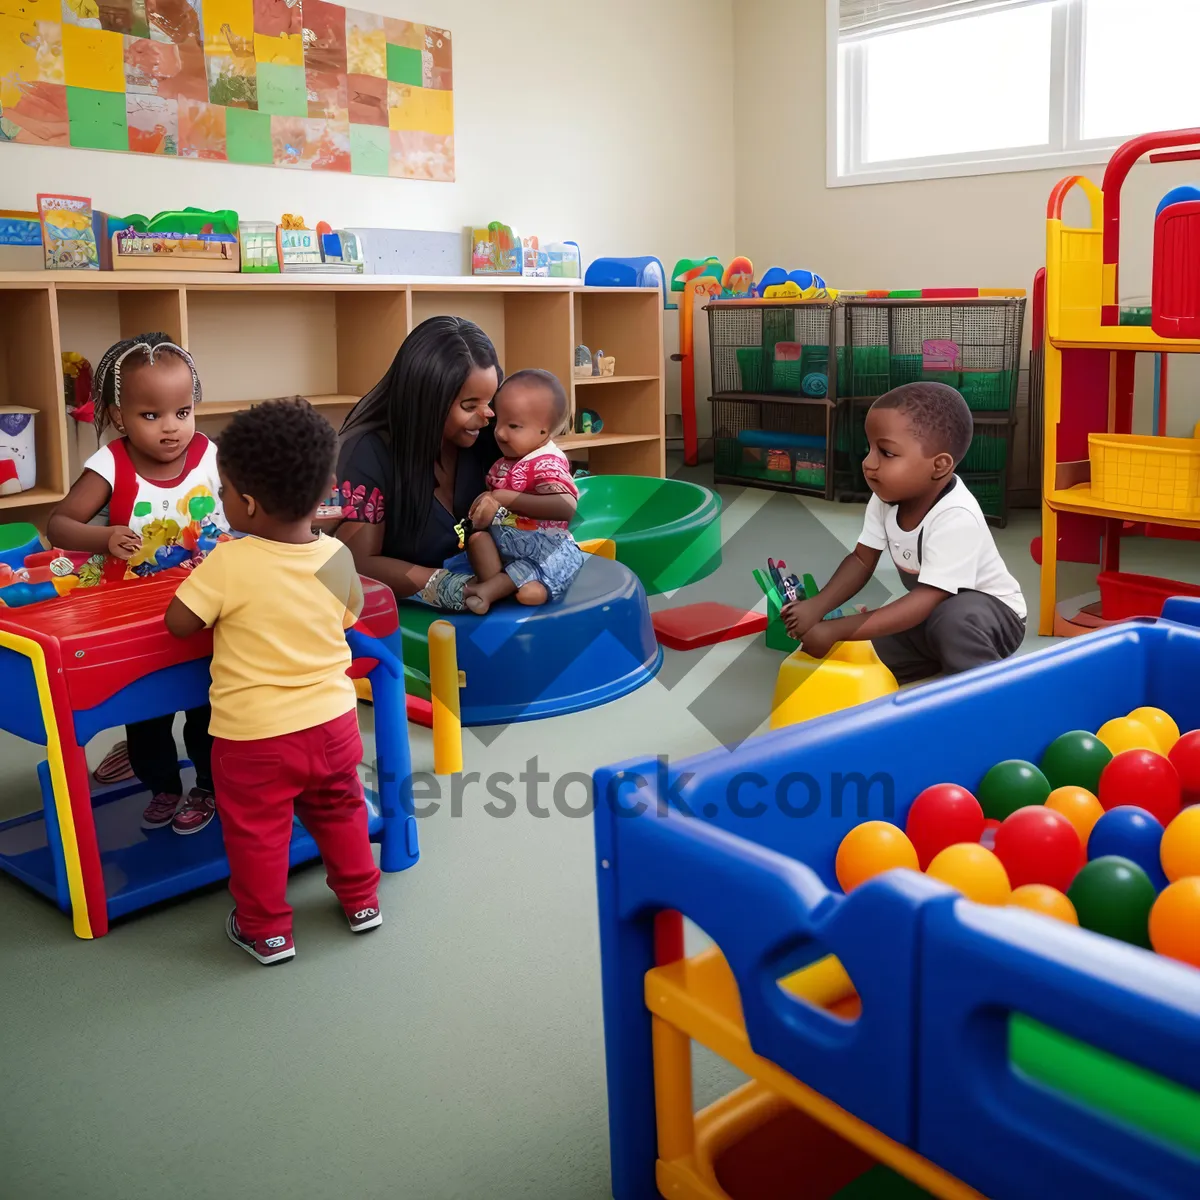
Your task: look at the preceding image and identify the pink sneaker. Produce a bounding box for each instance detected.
[172,788,216,835]
[226,910,295,965]
[141,792,181,830]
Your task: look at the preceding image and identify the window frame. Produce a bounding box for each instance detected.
[827,0,1157,187]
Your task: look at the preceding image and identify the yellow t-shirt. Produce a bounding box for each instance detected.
[174,534,364,741]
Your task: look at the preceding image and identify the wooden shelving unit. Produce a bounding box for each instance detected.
[0,271,665,531]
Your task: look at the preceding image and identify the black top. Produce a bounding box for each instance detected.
[335,426,499,568]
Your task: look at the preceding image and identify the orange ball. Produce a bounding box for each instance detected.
[1160,806,1200,883]
[927,843,1011,905]
[1096,717,1160,756]
[1045,786,1105,847]
[1127,707,1181,754]
[1149,878,1200,967]
[1008,884,1079,925]
[835,821,918,893]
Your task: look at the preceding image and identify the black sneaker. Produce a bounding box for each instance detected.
[226,909,295,965]
[346,905,383,934]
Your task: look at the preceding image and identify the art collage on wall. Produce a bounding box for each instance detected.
[0,0,453,180]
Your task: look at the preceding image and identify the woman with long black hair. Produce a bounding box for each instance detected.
[336,316,502,610]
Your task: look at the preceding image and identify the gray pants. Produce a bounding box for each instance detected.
[873,590,1026,685]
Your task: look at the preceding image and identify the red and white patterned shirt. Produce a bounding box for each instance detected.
[485,441,578,533]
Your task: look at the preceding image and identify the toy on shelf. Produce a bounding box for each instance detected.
[240,221,280,273]
[0,209,44,270]
[518,236,580,279]
[0,407,37,495]
[577,409,603,435]
[756,266,839,301]
[471,222,520,275]
[573,345,593,379]
[1152,184,1200,338]
[61,353,93,424]
[584,256,668,306]
[721,256,754,297]
[670,257,724,466]
[109,208,239,272]
[276,216,363,273]
[37,194,99,271]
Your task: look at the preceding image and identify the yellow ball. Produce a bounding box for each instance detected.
[1126,707,1180,754]
[1149,878,1200,967]
[835,821,918,893]
[1160,806,1200,883]
[1096,717,1160,756]
[1008,884,1079,925]
[1045,786,1104,848]
[927,843,1012,905]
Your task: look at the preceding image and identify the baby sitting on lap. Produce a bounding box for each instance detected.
[464,369,584,615]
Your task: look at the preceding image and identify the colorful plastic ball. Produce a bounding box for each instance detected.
[1126,707,1180,754]
[977,760,1051,823]
[1160,805,1200,883]
[1096,717,1160,757]
[835,821,919,893]
[1097,749,1181,827]
[994,806,1084,892]
[1039,730,1113,795]
[1086,806,1168,892]
[904,783,985,870]
[1045,786,1105,848]
[926,843,1011,905]
[1167,730,1200,805]
[1149,878,1200,967]
[1008,884,1079,925]
[1067,856,1156,948]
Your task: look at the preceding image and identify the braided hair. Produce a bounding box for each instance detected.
[92,333,202,435]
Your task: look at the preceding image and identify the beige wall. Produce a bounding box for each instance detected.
[1,0,736,417]
[733,0,1200,472]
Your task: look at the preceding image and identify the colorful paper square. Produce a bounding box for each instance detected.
[302,0,344,73]
[1,79,67,143]
[251,0,296,37]
[256,60,303,115]
[386,41,419,85]
[347,71,384,126]
[271,113,345,169]
[177,94,225,157]
[126,90,176,152]
[63,23,124,90]
[390,128,451,181]
[0,18,64,108]
[252,30,300,65]
[97,0,135,34]
[66,82,126,147]
[383,18,421,49]
[0,0,60,21]
[387,81,424,131]
[206,51,254,107]
[306,65,344,119]
[346,9,382,76]
[423,85,451,136]
[145,0,203,45]
[200,0,250,57]
[349,120,386,175]
[223,101,268,160]
[311,115,348,171]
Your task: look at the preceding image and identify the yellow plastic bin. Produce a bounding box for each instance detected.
[1088,432,1200,516]
[770,642,898,731]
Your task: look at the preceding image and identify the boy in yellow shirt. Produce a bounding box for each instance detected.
[167,399,379,965]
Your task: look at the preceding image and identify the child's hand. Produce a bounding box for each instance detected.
[469,492,501,527]
[107,526,142,560]
[782,597,824,640]
[800,620,839,660]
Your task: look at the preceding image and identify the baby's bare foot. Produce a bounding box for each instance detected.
[465,593,490,615]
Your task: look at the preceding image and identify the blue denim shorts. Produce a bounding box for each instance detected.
[491,526,584,600]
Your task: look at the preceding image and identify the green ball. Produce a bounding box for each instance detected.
[1067,856,1155,949]
[977,759,1051,822]
[1040,730,1113,794]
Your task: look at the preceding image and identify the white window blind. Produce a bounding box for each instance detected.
[839,0,1054,40]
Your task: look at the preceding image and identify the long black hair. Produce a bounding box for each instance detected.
[339,316,502,548]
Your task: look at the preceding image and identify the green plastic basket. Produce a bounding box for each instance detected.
[889,354,924,386]
[772,358,804,393]
[795,466,827,488]
[959,370,1013,411]
[960,430,1009,473]
[962,472,1004,519]
[736,346,768,393]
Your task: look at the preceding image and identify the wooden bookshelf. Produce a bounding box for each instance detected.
[0,271,665,530]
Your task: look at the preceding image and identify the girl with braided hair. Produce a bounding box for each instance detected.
[48,332,231,836]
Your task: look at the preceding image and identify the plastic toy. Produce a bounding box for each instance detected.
[569,476,722,597]
[239,221,280,273]
[1008,884,1078,925]
[1160,805,1200,882]
[1097,749,1181,826]
[650,602,767,652]
[669,258,723,466]
[1168,729,1200,802]
[1067,856,1156,948]
[110,207,239,272]
[1149,878,1200,966]
[584,256,667,305]
[471,222,520,275]
[993,806,1083,892]
[835,821,918,893]
[62,351,94,424]
[1045,785,1105,846]
[1127,705,1180,752]
[976,759,1051,821]
[575,538,615,559]
[1087,807,1168,892]
[573,345,593,379]
[37,194,99,271]
[0,524,42,570]
[926,843,1011,905]
[429,620,463,776]
[769,641,897,731]
[903,783,984,870]
[276,217,363,273]
[1152,184,1200,338]
[1039,728,1112,793]
[0,571,415,938]
[721,256,753,297]
[576,409,603,435]
[0,407,36,494]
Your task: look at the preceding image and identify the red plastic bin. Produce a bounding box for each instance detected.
[1097,570,1200,620]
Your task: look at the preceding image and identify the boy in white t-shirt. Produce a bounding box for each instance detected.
[783,382,1025,683]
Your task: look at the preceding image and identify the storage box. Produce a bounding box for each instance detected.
[1089,432,1200,516]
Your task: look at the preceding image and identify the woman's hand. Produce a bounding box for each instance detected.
[107,526,142,560]
[469,491,502,527]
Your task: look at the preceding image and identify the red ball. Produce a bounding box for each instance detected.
[1098,749,1182,827]
[905,784,985,870]
[1168,730,1200,805]
[993,806,1084,892]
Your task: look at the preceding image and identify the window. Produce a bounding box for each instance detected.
[831,0,1200,186]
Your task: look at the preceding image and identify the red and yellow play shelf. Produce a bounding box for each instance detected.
[1039,128,1200,636]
